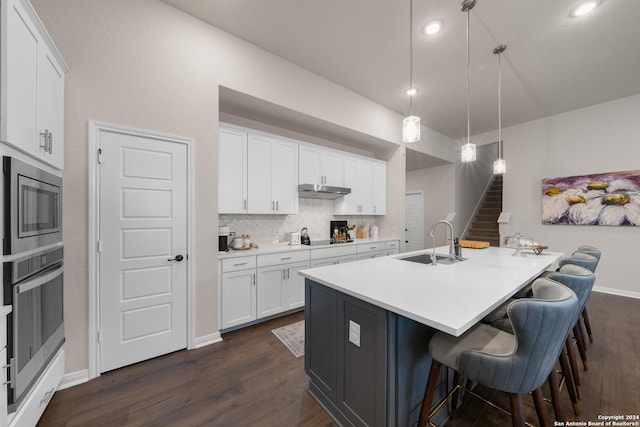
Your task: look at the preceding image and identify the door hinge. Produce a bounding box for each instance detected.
[97,148,103,164]
[97,240,103,253]
[97,330,103,343]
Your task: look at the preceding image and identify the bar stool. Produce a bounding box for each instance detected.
[572,245,602,343]
[418,278,579,427]
[558,252,598,368]
[547,264,595,400]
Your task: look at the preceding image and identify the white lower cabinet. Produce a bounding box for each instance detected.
[310,255,357,268]
[256,251,309,319]
[309,244,357,268]
[220,251,309,330]
[221,256,257,329]
[386,240,399,256]
[356,241,388,260]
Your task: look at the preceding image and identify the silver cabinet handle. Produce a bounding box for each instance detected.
[282,268,286,280]
[276,200,279,211]
[243,199,247,210]
[272,201,275,210]
[252,273,256,286]
[281,256,292,261]
[287,268,290,279]
[48,131,53,154]
[40,129,50,152]
[233,262,247,266]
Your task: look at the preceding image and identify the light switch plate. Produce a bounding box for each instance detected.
[349,320,361,347]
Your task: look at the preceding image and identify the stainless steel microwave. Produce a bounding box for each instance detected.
[3,157,62,255]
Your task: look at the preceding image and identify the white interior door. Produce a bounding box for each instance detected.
[98,129,188,373]
[405,192,424,252]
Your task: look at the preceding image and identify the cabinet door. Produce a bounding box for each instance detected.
[0,347,5,427]
[299,145,322,185]
[284,261,308,309]
[357,159,374,215]
[38,46,65,168]
[256,266,285,318]
[334,156,359,215]
[372,162,386,215]
[219,128,248,213]
[221,270,256,329]
[271,139,298,214]
[247,135,273,213]
[3,0,39,153]
[322,150,343,187]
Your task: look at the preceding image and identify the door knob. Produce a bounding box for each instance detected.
[168,255,184,262]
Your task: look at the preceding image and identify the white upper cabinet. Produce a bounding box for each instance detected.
[299,145,343,187]
[372,161,386,215]
[218,127,248,213]
[1,0,67,169]
[334,156,386,215]
[219,124,298,215]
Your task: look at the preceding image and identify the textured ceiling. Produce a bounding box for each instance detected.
[164,0,640,141]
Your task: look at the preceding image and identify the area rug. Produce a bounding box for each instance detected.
[272,320,305,358]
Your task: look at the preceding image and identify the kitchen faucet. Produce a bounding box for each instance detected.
[428,220,455,265]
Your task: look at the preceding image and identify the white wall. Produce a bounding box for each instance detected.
[29,0,429,375]
[473,94,640,298]
[406,164,456,247]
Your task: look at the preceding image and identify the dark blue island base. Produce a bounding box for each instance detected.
[304,278,451,427]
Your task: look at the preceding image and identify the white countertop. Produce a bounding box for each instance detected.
[218,237,399,259]
[299,246,563,337]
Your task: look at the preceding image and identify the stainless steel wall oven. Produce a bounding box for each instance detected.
[3,156,62,255]
[3,246,64,411]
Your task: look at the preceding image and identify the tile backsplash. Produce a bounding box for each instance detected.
[219,198,376,247]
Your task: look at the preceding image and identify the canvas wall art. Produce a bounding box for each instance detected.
[542,170,640,226]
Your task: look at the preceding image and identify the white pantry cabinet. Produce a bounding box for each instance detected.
[372,161,386,215]
[1,0,67,169]
[299,144,343,187]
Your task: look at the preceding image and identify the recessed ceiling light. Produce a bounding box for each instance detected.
[571,1,599,17]
[423,20,443,36]
[406,87,418,96]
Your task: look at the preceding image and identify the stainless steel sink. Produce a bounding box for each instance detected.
[399,253,466,265]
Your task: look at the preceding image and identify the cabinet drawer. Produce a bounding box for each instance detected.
[357,242,385,254]
[222,255,257,272]
[310,244,356,260]
[257,250,309,267]
[386,240,399,250]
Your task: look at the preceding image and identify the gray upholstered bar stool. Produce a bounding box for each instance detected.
[546,264,596,400]
[572,245,602,343]
[418,278,579,427]
[558,252,598,367]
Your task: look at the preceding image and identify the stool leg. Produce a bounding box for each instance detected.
[532,387,551,427]
[559,349,580,416]
[509,393,525,427]
[573,324,589,371]
[547,368,564,421]
[450,370,462,418]
[582,307,593,343]
[418,359,442,427]
[565,336,582,399]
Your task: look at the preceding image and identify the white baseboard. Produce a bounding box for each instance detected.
[194,331,223,349]
[593,286,640,300]
[59,369,90,390]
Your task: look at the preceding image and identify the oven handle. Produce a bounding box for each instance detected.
[15,264,64,294]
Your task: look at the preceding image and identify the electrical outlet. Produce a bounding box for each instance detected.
[349,320,361,347]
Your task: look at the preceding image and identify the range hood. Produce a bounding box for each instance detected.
[298,184,351,200]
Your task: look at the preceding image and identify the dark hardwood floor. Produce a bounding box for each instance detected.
[38,291,639,427]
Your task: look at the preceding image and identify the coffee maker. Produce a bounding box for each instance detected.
[218,226,230,252]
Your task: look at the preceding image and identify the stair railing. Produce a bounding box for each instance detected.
[460,175,500,239]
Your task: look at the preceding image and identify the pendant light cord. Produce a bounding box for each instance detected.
[409,0,414,115]
[494,44,507,158]
[465,4,471,145]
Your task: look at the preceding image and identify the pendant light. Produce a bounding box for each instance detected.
[493,44,507,174]
[460,0,476,162]
[402,0,420,143]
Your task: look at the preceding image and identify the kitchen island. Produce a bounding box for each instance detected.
[300,246,563,427]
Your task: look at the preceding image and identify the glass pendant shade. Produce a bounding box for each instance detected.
[403,115,421,143]
[493,157,506,174]
[461,142,476,162]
